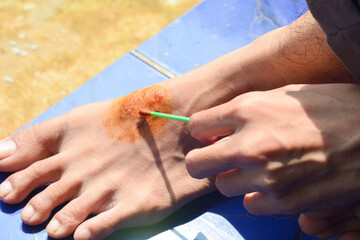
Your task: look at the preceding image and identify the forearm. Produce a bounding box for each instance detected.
[273,11,355,85]
[164,11,355,117]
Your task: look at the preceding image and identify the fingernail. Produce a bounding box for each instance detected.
[0,140,16,159]
[47,219,60,233]
[76,228,92,240]
[22,205,35,221]
[0,181,12,198]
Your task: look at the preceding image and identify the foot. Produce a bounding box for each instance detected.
[0,84,214,240]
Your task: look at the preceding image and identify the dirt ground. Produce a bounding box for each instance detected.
[0,0,201,139]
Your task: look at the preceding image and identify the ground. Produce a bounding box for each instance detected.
[0,0,201,139]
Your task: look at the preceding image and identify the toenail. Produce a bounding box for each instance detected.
[47,219,60,233]
[76,228,92,240]
[0,140,16,159]
[0,181,12,198]
[22,205,35,221]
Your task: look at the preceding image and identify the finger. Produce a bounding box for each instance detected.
[299,203,360,237]
[332,218,360,235]
[316,229,337,239]
[244,170,360,215]
[215,161,321,198]
[21,179,80,225]
[215,169,259,197]
[185,139,237,179]
[186,128,267,179]
[0,154,64,203]
[47,185,115,239]
[298,213,332,236]
[243,191,308,215]
[338,231,360,240]
[303,206,350,219]
[330,202,360,223]
[243,192,279,215]
[0,117,65,172]
[189,103,237,142]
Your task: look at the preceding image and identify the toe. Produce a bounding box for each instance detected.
[0,154,63,203]
[338,231,360,240]
[47,186,115,239]
[0,118,65,172]
[21,179,80,225]
[74,204,139,240]
[0,137,16,160]
[74,208,123,240]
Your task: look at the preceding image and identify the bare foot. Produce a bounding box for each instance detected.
[0,84,214,240]
[1,13,349,238]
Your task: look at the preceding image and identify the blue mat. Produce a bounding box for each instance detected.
[1,0,332,239]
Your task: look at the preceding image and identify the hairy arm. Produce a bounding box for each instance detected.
[166,11,355,119]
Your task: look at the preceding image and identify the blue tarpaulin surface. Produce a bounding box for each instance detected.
[1,0,334,239]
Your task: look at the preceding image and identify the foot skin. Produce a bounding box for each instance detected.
[0,85,213,240]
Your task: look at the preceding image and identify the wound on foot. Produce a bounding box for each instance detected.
[102,85,172,142]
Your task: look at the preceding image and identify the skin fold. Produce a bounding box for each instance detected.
[0,11,358,240]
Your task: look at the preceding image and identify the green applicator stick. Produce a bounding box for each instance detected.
[139,109,190,122]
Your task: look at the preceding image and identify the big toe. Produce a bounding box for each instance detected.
[0,117,65,172]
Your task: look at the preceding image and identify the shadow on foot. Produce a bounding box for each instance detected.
[138,119,176,204]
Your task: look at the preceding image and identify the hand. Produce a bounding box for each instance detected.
[185,83,360,215]
[299,202,360,239]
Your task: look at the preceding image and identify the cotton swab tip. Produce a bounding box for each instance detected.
[139,109,152,116]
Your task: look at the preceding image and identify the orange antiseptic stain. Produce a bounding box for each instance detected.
[102,85,172,142]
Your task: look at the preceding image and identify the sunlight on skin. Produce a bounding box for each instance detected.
[0,10,357,240]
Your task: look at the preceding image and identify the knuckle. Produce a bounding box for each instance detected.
[263,167,286,193]
[235,143,256,158]
[235,92,264,115]
[234,134,276,163]
[262,177,283,194]
[233,143,265,164]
